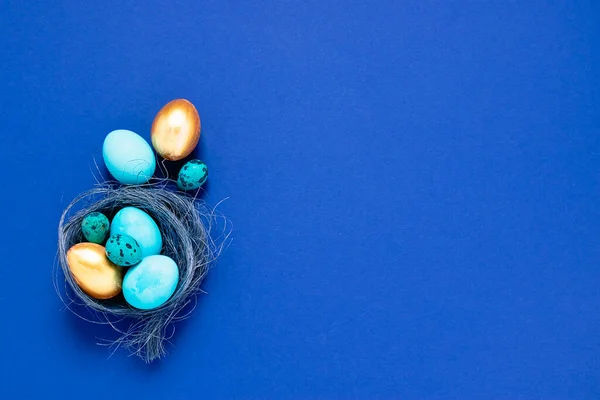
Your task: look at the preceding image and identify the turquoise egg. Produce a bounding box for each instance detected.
[103,129,156,185]
[105,234,142,267]
[81,212,110,244]
[110,207,163,256]
[123,255,180,310]
[177,159,208,191]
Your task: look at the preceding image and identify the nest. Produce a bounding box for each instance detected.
[55,182,226,362]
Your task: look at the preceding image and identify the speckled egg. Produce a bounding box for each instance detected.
[105,234,142,267]
[123,255,180,310]
[110,207,163,256]
[81,212,110,244]
[177,159,208,191]
[103,129,156,185]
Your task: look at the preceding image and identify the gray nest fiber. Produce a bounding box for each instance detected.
[55,183,226,363]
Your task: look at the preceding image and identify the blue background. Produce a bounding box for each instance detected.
[1,1,599,399]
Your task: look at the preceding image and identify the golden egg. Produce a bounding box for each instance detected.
[66,243,123,300]
[151,99,201,161]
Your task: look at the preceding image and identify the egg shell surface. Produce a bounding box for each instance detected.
[66,243,122,300]
[110,207,163,256]
[81,212,110,244]
[151,99,201,161]
[105,234,143,267]
[123,255,180,310]
[177,159,208,191]
[103,129,156,185]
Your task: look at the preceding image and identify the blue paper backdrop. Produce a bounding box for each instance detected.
[1,1,599,399]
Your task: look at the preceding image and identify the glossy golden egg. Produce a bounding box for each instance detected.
[151,99,201,161]
[66,243,123,300]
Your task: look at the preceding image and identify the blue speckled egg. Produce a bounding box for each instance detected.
[177,159,208,191]
[123,255,179,310]
[110,207,162,256]
[105,234,142,267]
[103,129,156,185]
[81,212,110,244]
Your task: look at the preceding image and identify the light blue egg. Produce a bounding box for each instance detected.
[123,255,179,310]
[110,207,163,256]
[103,129,156,185]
